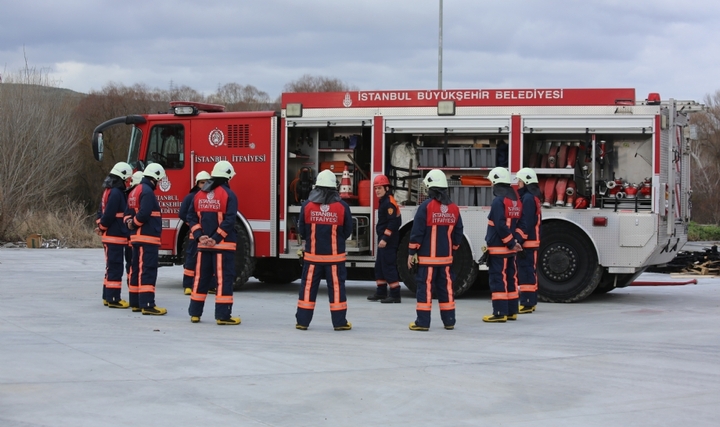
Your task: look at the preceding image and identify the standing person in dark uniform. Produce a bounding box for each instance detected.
[407,169,463,331]
[95,162,133,308]
[367,174,403,303]
[514,167,542,314]
[179,170,211,296]
[295,169,353,331]
[125,163,167,315]
[124,171,144,292]
[483,167,523,323]
[187,161,241,325]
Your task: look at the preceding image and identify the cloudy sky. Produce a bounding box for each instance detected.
[1,0,719,102]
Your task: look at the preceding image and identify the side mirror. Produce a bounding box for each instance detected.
[92,132,104,161]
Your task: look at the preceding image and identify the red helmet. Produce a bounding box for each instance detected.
[373,174,390,187]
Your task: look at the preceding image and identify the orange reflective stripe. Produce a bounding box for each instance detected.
[443,266,455,304]
[128,285,139,292]
[331,225,338,256]
[213,242,237,251]
[522,240,540,248]
[519,284,537,292]
[191,294,207,302]
[131,235,161,245]
[102,236,128,245]
[115,213,124,218]
[388,282,400,289]
[331,264,341,305]
[491,292,509,300]
[103,280,122,289]
[418,256,453,265]
[376,280,386,285]
[133,218,143,227]
[501,234,513,244]
[138,285,155,292]
[303,253,346,263]
[192,256,202,294]
[150,211,162,217]
[384,229,392,236]
[488,220,495,226]
[515,228,528,239]
[452,245,459,251]
[439,302,455,310]
[297,300,316,309]
[183,269,195,277]
[408,243,421,250]
[217,228,228,238]
[416,302,432,311]
[507,291,519,299]
[191,224,202,233]
[98,224,108,231]
[488,247,514,255]
[216,296,233,304]
[330,302,347,311]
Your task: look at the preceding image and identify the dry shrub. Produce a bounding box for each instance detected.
[11,198,101,248]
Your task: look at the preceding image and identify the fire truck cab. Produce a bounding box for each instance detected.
[92,88,701,302]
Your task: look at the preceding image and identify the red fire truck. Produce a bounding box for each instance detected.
[92,88,701,302]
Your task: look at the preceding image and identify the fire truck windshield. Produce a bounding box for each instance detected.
[127,126,143,169]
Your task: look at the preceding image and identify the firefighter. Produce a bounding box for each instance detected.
[407,169,463,331]
[295,169,353,331]
[179,170,211,296]
[124,171,144,288]
[483,167,522,323]
[367,174,403,303]
[187,161,241,325]
[514,167,542,313]
[125,163,167,315]
[96,161,133,308]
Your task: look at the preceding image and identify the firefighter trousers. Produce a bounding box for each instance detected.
[373,245,400,297]
[188,250,235,320]
[488,254,519,316]
[517,249,538,307]
[413,265,455,328]
[128,243,159,309]
[103,242,126,303]
[296,262,348,328]
[182,237,198,290]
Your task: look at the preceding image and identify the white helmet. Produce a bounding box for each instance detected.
[211,161,236,179]
[516,167,539,185]
[131,171,144,186]
[143,163,166,180]
[195,171,211,184]
[488,167,512,185]
[315,169,338,188]
[110,162,133,180]
[423,169,448,188]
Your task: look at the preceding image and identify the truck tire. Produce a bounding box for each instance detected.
[594,268,645,294]
[397,232,478,298]
[233,222,256,289]
[253,259,302,284]
[538,221,602,302]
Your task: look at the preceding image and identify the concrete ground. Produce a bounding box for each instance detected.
[0,248,719,427]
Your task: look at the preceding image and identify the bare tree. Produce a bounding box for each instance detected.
[283,74,355,93]
[207,83,277,111]
[0,65,82,238]
[689,90,720,224]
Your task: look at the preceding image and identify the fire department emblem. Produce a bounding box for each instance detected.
[158,176,171,192]
[440,204,448,213]
[208,128,225,147]
[207,190,215,200]
[320,204,330,212]
[343,93,352,108]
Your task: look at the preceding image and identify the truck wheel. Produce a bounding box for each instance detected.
[233,222,256,289]
[397,232,478,298]
[594,268,645,294]
[538,221,602,302]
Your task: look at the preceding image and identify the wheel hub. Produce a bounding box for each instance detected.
[542,244,577,281]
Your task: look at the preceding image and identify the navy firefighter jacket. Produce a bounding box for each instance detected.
[408,198,463,266]
[188,183,238,251]
[96,186,128,245]
[124,177,162,245]
[514,186,542,249]
[376,194,402,247]
[485,186,522,257]
[299,199,353,263]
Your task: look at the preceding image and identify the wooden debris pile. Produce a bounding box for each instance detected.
[646,245,720,275]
